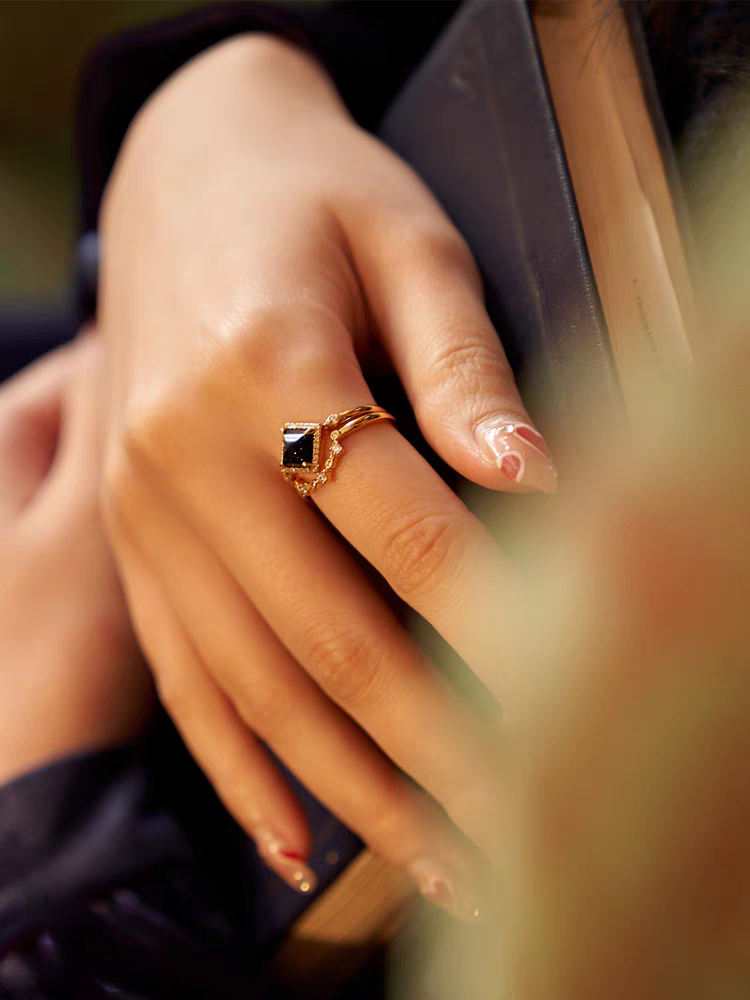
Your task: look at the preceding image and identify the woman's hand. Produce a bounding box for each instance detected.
[0,337,151,788]
[99,35,547,912]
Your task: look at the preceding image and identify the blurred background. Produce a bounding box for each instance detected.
[0,0,202,305]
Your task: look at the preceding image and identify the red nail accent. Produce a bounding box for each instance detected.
[515,425,553,460]
[278,849,306,861]
[500,453,523,482]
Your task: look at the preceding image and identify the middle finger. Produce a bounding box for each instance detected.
[147,437,500,851]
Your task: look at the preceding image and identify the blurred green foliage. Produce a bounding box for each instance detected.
[0,0,203,301]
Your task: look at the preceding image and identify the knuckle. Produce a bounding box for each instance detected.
[305,628,384,708]
[111,415,163,492]
[402,219,478,280]
[381,507,460,600]
[235,680,292,737]
[421,336,514,410]
[120,414,150,466]
[223,306,288,380]
[120,401,183,472]
[427,227,476,276]
[430,336,503,382]
[425,334,513,399]
[230,303,356,391]
[101,428,164,537]
[111,391,201,498]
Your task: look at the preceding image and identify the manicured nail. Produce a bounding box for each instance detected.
[255,828,317,894]
[474,416,558,494]
[499,450,524,483]
[407,859,481,924]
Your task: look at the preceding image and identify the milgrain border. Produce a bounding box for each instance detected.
[280,422,322,474]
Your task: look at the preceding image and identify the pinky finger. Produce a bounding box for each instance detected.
[113,524,317,894]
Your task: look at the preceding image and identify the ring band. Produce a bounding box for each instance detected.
[280,405,396,498]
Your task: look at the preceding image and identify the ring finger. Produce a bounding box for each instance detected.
[108,469,488,920]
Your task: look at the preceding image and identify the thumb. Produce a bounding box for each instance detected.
[33,331,106,517]
[0,342,78,520]
[354,217,558,494]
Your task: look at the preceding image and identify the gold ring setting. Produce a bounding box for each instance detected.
[280,405,396,498]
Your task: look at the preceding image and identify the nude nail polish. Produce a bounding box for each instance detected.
[474,416,558,494]
[514,423,553,460]
[408,859,481,924]
[255,828,318,894]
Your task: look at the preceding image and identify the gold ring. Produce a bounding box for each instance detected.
[280,405,396,498]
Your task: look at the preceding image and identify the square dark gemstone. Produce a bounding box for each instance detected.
[282,426,317,468]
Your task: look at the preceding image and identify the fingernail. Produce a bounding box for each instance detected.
[255,828,318,895]
[407,859,481,924]
[499,450,524,483]
[474,417,558,494]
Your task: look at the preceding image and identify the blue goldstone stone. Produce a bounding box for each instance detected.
[283,427,316,467]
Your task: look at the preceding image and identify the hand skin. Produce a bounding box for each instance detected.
[97,34,541,913]
[0,338,152,788]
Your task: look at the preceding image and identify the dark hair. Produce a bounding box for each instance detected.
[637,0,750,141]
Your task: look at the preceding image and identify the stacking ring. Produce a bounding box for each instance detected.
[280,405,396,498]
